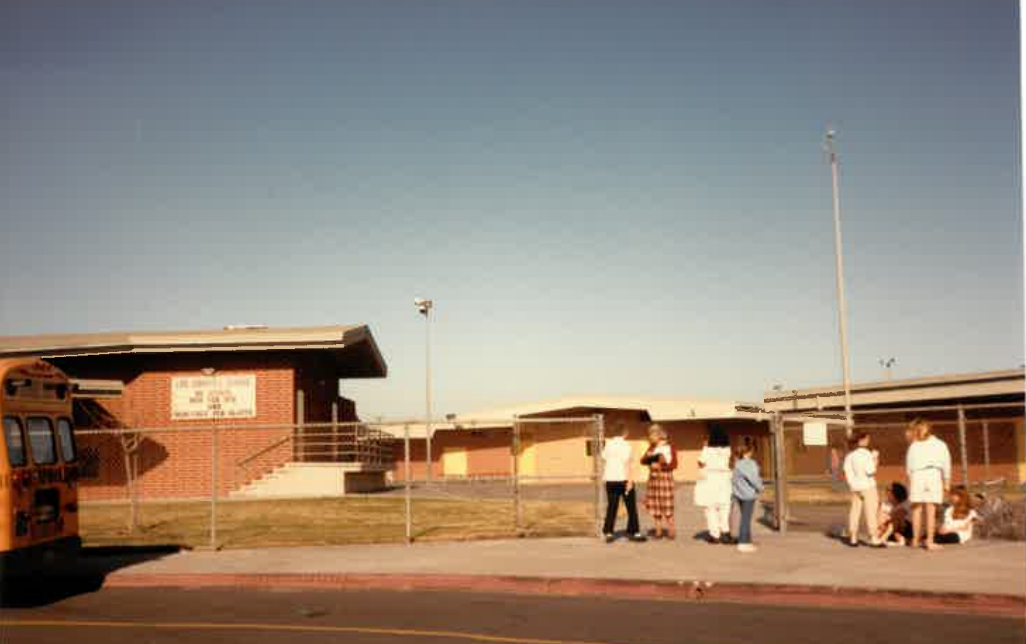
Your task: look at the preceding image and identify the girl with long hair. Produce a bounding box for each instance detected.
[935,486,979,545]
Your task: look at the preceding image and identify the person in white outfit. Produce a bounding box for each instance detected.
[695,425,733,544]
[905,419,952,551]
[842,432,883,548]
[935,486,979,545]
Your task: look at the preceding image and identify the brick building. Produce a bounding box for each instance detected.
[0,325,387,501]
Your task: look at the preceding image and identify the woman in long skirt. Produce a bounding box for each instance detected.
[642,424,677,539]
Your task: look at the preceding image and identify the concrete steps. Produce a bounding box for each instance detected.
[231,462,387,499]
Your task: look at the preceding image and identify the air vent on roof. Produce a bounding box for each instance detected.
[223,325,268,331]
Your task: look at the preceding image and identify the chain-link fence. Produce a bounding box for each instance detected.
[74,406,1022,547]
[75,415,603,549]
[777,410,1021,490]
[384,415,603,542]
[768,404,1024,537]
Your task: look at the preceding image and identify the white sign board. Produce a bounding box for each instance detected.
[802,421,828,447]
[171,374,256,420]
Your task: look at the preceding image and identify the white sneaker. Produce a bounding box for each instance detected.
[736,543,757,553]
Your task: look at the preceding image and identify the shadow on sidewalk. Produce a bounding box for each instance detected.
[758,501,847,535]
[1,544,181,608]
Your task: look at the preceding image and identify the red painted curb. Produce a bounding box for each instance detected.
[102,572,1026,618]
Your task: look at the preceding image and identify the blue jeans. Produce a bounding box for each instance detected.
[735,497,756,544]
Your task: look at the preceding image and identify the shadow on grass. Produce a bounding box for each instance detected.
[1,544,181,608]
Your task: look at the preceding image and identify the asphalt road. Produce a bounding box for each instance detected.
[2,586,1023,644]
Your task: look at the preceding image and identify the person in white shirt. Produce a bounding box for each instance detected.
[877,481,910,546]
[905,419,952,551]
[694,425,734,544]
[842,432,883,548]
[935,486,979,545]
[601,424,646,543]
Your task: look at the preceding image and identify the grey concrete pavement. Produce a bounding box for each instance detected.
[99,531,1026,598]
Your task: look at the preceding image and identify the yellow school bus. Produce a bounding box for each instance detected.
[0,358,80,572]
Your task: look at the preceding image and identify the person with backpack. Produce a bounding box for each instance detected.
[641,423,677,540]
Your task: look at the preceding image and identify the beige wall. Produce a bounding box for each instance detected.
[520,414,770,482]
[419,410,774,483]
[521,424,590,479]
[661,420,708,481]
[663,419,772,481]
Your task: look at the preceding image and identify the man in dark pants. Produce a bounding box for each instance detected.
[601,424,646,543]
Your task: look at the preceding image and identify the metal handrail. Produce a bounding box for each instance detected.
[236,434,292,467]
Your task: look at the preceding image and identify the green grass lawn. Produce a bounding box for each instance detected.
[80,497,595,549]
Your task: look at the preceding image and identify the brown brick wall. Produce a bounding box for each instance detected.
[391,439,432,481]
[63,352,360,501]
[75,359,295,501]
[781,418,1024,485]
[465,430,514,475]
[863,421,1021,485]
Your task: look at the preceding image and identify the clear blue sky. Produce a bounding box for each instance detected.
[1,1,1022,418]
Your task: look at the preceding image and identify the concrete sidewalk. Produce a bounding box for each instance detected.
[95,531,1026,600]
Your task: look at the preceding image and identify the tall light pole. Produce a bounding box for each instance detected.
[824,128,854,436]
[414,298,434,481]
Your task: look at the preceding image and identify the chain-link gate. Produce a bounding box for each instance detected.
[397,415,602,542]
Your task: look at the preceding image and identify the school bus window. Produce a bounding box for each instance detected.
[3,417,27,467]
[27,417,57,465]
[57,418,76,462]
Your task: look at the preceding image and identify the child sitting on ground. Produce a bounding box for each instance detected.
[878,482,910,546]
[935,486,979,546]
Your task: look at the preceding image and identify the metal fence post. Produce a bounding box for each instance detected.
[130,445,139,534]
[120,433,140,534]
[982,420,991,482]
[295,389,305,461]
[331,400,339,462]
[404,423,412,544]
[512,415,522,536]
[957,405,969,488]
[772,414,788,534]
[210,423,218,550]
[593,414,605,538]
